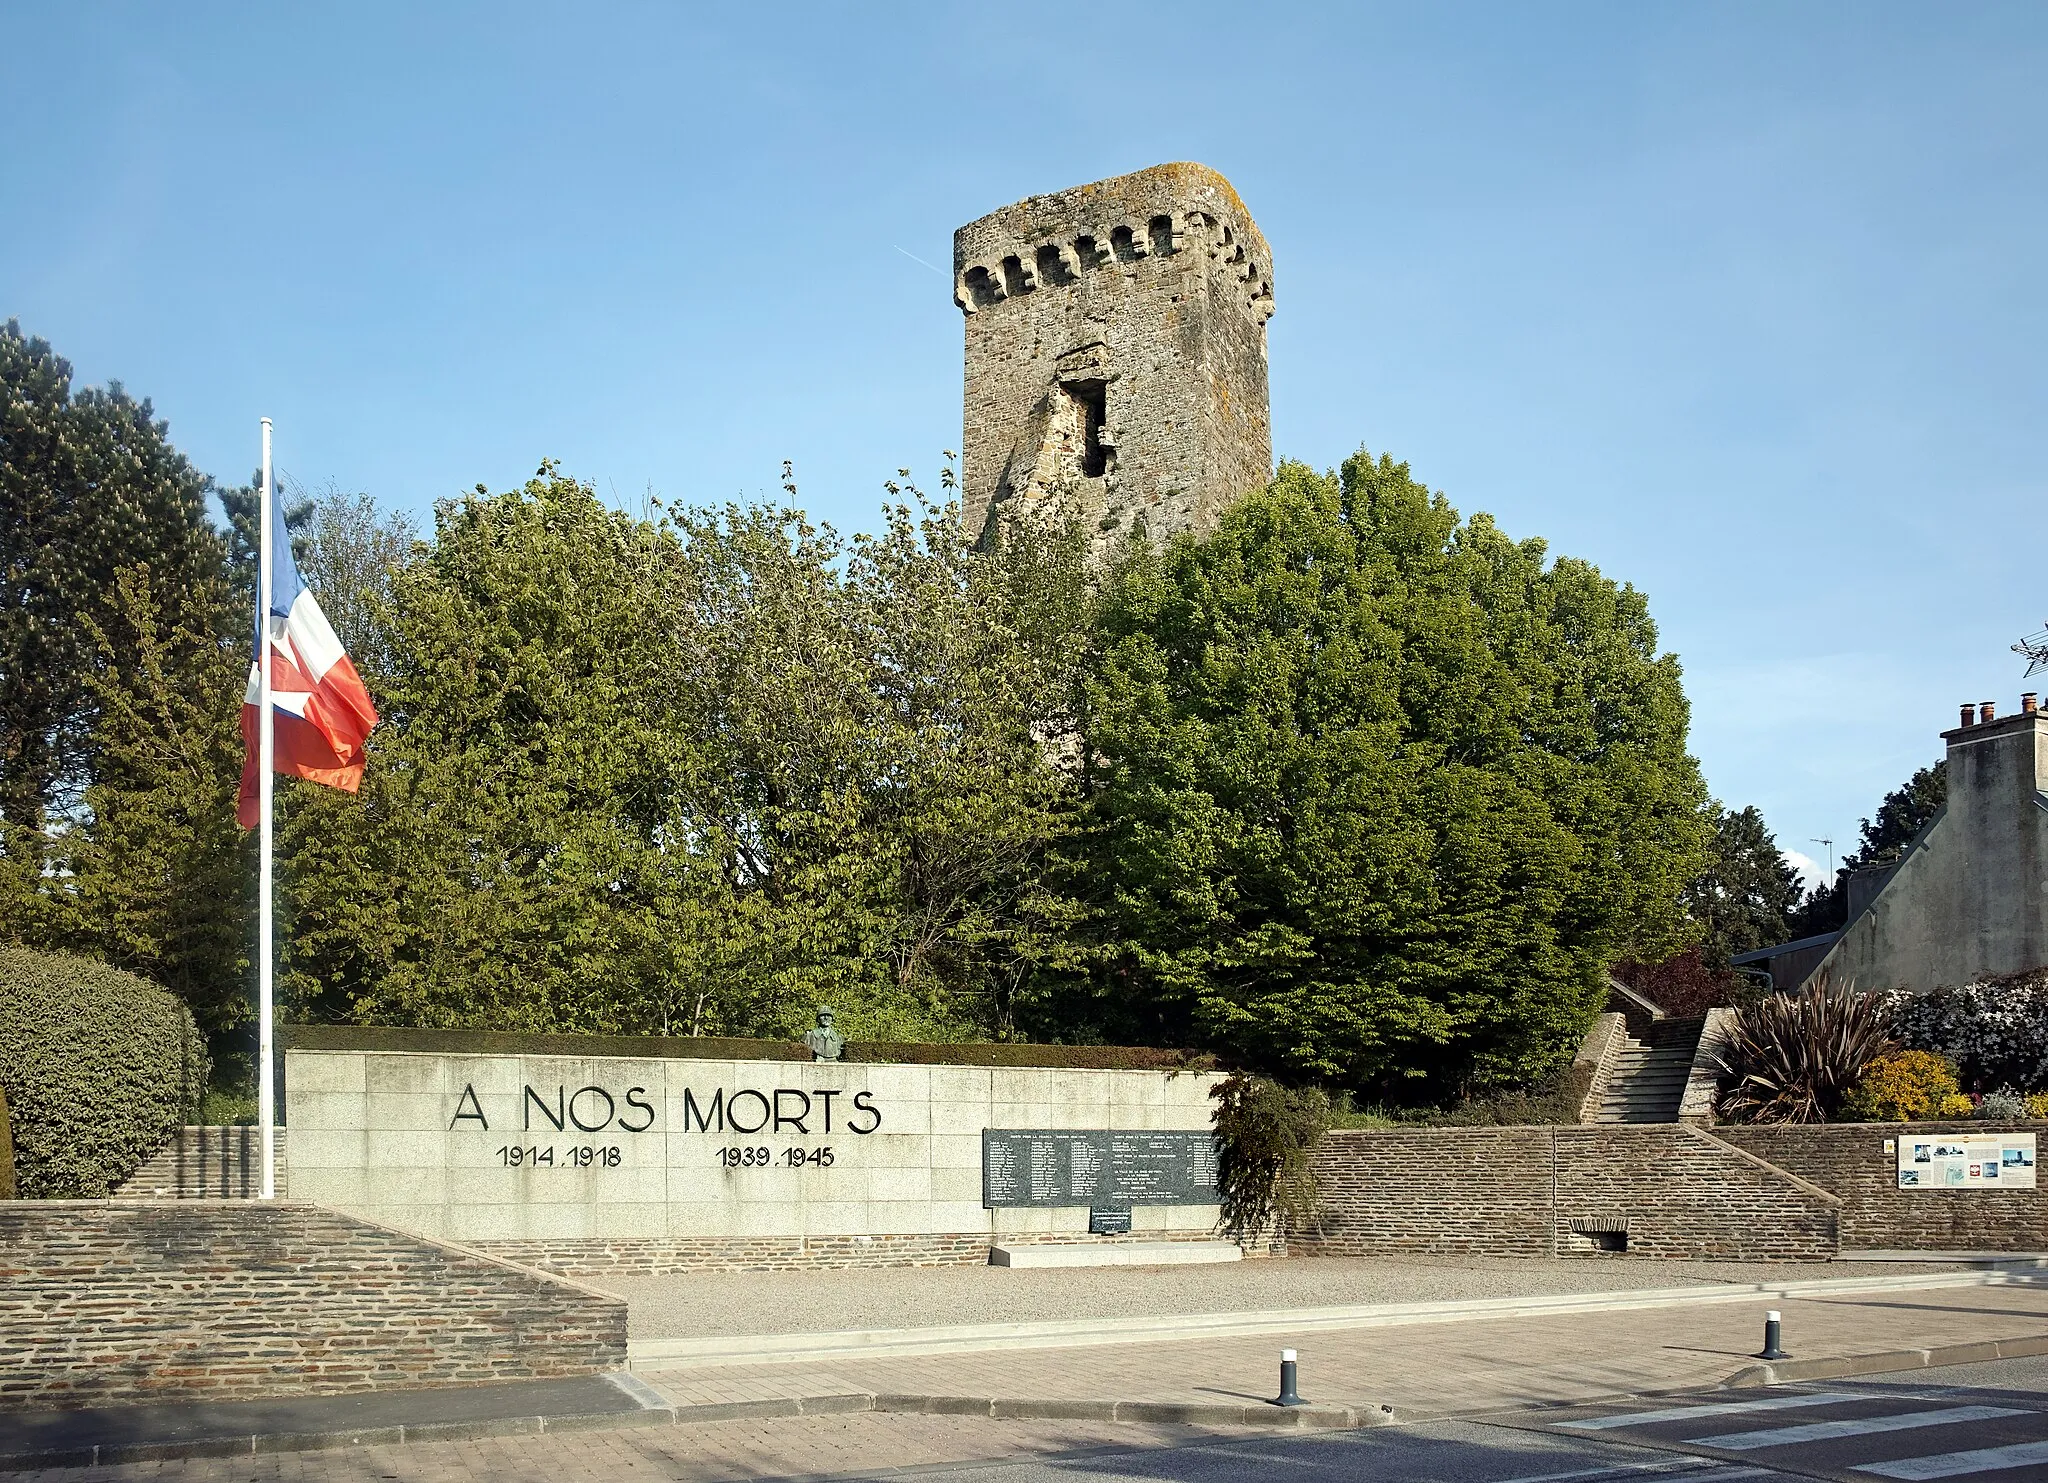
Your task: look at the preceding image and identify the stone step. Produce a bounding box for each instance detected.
[116,1126,287,1200]
[988,1241,1243,1268]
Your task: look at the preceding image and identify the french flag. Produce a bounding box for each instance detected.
[237,483,379,828]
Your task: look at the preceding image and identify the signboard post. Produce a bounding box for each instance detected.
[1896,1133,2036,1189]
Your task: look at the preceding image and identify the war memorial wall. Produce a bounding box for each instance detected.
[281,1027,1225,1261]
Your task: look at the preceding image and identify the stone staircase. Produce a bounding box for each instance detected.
[116,1125,286,1199]
[1590,1017,1704,1124]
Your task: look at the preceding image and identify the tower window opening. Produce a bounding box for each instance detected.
[1073,381,1109,477]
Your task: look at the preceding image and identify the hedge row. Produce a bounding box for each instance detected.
[0,947,209,1198]
[281,1023,1215,1071]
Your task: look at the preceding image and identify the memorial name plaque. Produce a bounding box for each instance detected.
[981,1129,1221,1208]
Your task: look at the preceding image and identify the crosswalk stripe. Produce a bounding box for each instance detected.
[1687,1404,2029,1450]
[1854,1438,2048,1479]
[1486,1467,1777,1483]
[1558,1392,1863,1431]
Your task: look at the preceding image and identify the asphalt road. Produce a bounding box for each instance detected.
[872,1356,2048,1483]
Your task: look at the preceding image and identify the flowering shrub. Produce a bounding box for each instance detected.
[2028,1094,2048,1120]
[1940,1093,1978,1117]
[1840,1050,1961,1121]
[1979,1089,2029,1119]
[1878,969,2048,1091]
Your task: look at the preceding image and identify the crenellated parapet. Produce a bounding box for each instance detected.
[953,203,1274,325]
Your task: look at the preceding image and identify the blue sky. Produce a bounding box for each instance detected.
[7,2,2045,884]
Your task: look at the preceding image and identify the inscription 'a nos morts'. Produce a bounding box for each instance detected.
[447,1083,882,1136]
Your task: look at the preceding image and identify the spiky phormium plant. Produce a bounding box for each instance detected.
[1713,975,1894,1124]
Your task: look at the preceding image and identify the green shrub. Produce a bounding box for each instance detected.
[0,1083,15,1199]
[1841,1049,1961,1121]
[1210,1072,1331,1243]
[0,947,209,1197]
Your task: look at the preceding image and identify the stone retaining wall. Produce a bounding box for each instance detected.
[0,1201,625,1410]
[1294,1124,1840,1261]
[1718,1121,2046,1252]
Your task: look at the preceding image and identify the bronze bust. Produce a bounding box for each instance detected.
[802,1007,844,1062]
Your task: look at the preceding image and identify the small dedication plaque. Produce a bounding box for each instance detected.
[1897,1132,2036,1189]
[981,1129,1221,1209]
[1089,1206,1133,1235]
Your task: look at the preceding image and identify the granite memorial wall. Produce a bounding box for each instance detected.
[283,1042,1224,1253]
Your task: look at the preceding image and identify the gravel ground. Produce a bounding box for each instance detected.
[593,1255,1965,1341]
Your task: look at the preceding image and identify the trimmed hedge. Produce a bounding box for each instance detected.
[281,1023,1216,1072]
[0,1083,14,1199]
[0,947,209,1198]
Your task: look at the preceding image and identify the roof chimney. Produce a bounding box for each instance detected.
[1982,700,1998,723]
[1961,703,1977,727]
[2026,693,2039,715]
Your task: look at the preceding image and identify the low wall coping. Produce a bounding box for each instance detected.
[281,1024,1214,1071]
[1682,1125,1843,1207]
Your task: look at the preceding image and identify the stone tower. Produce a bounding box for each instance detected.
[953,163,1275,553]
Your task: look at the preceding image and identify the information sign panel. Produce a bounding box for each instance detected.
[981,1129,1220,1208]
[1896,1132,2036,1189]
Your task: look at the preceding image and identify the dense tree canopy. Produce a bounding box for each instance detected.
[281,465,1088,1043]
[4,325,1722,1102]
[1688,804,1806,970]
[1062,455,1709,1097]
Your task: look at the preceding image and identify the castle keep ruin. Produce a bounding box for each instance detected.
[954,163,1275,552]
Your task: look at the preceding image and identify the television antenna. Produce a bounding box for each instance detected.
[2015,623,2048,678]
[1810,836,1835,880]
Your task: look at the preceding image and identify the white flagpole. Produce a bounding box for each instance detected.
[258,418,277,1201]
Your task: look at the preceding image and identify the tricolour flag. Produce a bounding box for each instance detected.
[237,481,379,827]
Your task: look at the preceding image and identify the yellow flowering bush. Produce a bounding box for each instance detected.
[1841,1050,1961,1121]
[2027,1093,2048,1120]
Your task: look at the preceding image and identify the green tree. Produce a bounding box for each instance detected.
[57,565,251,1038]
[282,464,1088,1044]
[1688,803,1805,970]
[1067,453,1708,1098]
[1789,762,1947,935]
[287,480,419,679]
[0,322,225,876]
[279,467,690,1033]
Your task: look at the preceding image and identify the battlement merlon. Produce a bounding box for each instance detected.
[951,162,1274,324]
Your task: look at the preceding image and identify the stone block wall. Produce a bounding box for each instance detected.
[1553,1126,1838,1260]
[1718,1121,2047,1252]
[0,1201,625,1410]
[1294,1124,1839,1261]
[286,1048,1222,1254]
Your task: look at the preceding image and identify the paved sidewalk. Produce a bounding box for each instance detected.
[640,1279,2048,1416]
[10,1274,2048,1482]
[596,1254,1958,1340]
[0,1413,1258,1483]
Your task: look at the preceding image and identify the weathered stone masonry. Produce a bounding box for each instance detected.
[0,1202,625,1410]
[955,162,1274,557]
[1292,1125,1841,1262]
[1719,1122,2048,1253]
